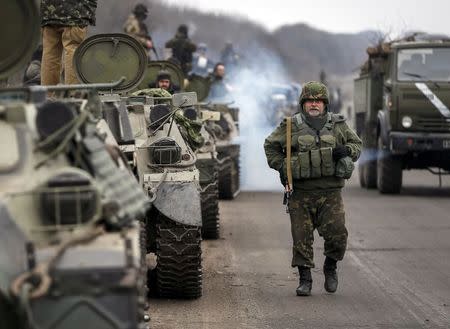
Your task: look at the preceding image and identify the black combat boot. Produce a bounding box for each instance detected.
[323,257,338,293]
[296,266,312,296]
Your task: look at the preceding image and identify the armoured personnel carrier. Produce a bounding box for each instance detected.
[140,62,222,239]
[74,38,203,298]
[355,34,450,193]
[189,75,241,200]
[0,6,151,327]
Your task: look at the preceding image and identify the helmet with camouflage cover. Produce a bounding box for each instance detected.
[299,81,330,108]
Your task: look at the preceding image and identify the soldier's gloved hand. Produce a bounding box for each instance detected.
[332,145,350,161]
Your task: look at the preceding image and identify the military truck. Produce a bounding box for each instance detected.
[73,37,203,298]
[354,33,450,193]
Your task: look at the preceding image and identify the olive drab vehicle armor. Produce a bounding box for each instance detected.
[354,34,450,193]
[0,8,151,327]
[74,38,203,298]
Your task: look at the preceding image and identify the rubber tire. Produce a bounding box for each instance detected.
[155,217,202,299]
[365,158,378,189]
[358,162,367,188]
[218,157,240,200]
[201,180,220,239]
[377,136,402,194]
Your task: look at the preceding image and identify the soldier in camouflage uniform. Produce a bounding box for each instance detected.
[40,0,97,85]
[264,81,362,296]
[165,25,197,75]
[123,3,154,58]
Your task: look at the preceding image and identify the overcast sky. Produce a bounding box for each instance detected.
[163,0,450,36]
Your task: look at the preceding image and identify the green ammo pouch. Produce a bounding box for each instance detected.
[320,147,334,176]
[335,156,355,179]
[298,152,310,178]
[310,149,322,178]
[320,134,336,148]
[298,135,315,152]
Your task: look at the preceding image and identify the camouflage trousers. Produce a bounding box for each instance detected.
[288,189,348,268]
[41,26,87,85]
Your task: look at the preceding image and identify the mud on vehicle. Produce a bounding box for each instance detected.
[354,33,450,194]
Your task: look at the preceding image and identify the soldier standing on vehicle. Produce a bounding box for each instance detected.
[264,81,362,296]
[165,24,197,75]
[123,3,155,59]
[40,0,97,85]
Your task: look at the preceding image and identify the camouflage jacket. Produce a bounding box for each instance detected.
[123,14,152,49]
[264,113,362,191]
[41,0,97,27]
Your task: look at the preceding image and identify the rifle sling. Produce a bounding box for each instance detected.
[286,117,293,190]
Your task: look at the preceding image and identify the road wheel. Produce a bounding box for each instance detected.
[155,216,202,299]
[377,136,402,194]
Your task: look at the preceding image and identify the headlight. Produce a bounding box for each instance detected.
[150,137,181,165]
[402,116,413,128]
[40,170,100,226]
[149,104,171,131]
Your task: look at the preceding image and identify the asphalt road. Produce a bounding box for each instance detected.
[150,171,450,329]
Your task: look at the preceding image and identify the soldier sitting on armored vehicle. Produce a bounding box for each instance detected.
[148,69,180,94]
[191,43,214,77]
[23,45,43,86]
[208,63,234,101]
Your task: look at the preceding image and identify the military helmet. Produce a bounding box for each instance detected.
[178,24,188,36]
[133,3,148,15]
[299,81,330,106]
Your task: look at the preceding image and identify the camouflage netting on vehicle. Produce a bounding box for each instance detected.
[174,112,205,151]
[132,88,171,97]
[131,88,205,150]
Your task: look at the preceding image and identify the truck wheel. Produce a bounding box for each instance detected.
[358,162,367,188]
[365,157,378,189]
[377,137,402,194]
[201,180,220,239]
[155,216,202,299]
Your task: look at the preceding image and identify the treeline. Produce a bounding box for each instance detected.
[93,0,377,83]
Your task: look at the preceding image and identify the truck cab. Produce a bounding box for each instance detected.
[355,35,450,193]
